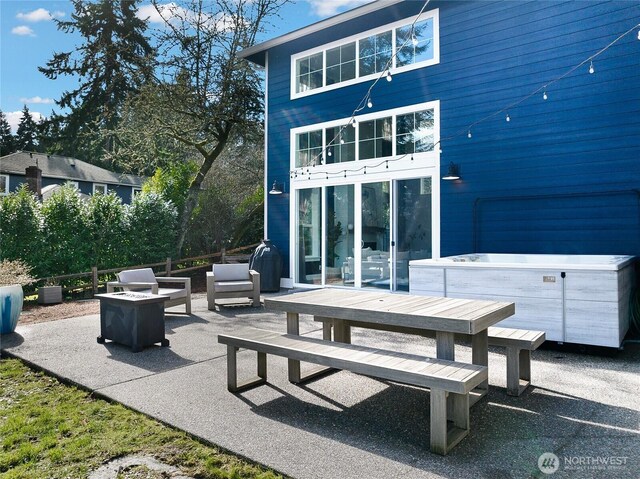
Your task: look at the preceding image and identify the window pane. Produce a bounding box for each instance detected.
[361,181,390,290]
[396,133,412,155]
[396,18,434,68]
[326,65,340,86]
[342,143,356,162]
[296,57,309,75]
[341,60,356,82]
[326,47,340,67]
[326,185,354,287]
[0,176,7,194]
[298,188,322,284]
[359,139,375,160]
[342,42,356,62]
[309,52,323,72]
[359,120,375,140]
[310,71,323,89]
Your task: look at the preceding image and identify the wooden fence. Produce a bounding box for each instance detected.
[37,243,260,295]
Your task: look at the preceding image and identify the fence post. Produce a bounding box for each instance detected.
[92,266,98,294]
[166,257,172,277]
[221,248,226,264]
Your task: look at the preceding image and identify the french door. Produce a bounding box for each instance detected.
[296,177,433,290]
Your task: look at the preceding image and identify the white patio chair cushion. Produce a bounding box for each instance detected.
[213,280,254,293]
[212,264,250,282]
[118,268,158,284]
[157,287,188,300]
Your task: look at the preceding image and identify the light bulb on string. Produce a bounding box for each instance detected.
[327,149,332,157]
[351,118,357,128]
[637,30,640,40]
[412,34,419,46]
[364,166,367,174]
[386,70,392,82]
[506,113,511,122]
[589,61,594,74]
[467,130,472,139]
[543,91,548,100]
[340,136,345,144]
[367,98,373,108]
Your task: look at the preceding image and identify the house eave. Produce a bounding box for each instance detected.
[240,0,404,66]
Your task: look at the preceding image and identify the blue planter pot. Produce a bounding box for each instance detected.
[0,284,24,334]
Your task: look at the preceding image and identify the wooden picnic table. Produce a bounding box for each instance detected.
[264,288,515,399]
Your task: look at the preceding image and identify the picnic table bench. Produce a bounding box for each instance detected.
[218,327,488,455]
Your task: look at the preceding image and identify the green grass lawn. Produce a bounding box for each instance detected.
[0,358,284,479]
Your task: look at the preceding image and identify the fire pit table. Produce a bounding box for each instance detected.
[96,292,169,352]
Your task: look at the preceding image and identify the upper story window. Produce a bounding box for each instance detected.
[291,9,439,99]
[290,101,439,173]
[295,52,323,93]
[295,129,323,167]
[0,175,8,195]
[326,43,356,85]
[358,31,392,77]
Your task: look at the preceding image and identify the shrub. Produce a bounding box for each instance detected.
[0,259,35,287]
[84,192,126,269]
[0,185,43,274]
[40,183,90,275]
[125,192,177,264]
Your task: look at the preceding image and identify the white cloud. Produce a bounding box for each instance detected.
[137,3,187,24]
[6,111,45,133]
[137,3,236,32]
[306,0,372,17]
[11,25,36,36]
[16,8,65,22]
[19,96,55,105]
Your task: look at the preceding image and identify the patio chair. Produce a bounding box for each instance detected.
[206,263,260,309]
[107,268,191,314]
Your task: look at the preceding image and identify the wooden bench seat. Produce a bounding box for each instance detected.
[486,326,545,396]
[314,317,545,397]
[218,327,488,455]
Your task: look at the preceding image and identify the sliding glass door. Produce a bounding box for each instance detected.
[296,177,432,290]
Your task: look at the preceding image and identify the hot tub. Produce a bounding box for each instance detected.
[409,254,636,347]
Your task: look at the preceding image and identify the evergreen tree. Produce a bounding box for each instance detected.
[0,109,16,156]
[15,105,39,152]
[39,0,154,161]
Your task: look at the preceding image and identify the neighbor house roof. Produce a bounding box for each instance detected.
[0,151,144,187]
[240,0,404,66]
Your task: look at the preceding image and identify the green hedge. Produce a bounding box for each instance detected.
[0,184,177,280]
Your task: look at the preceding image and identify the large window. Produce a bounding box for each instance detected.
[292,10,439,98]
[295,130,323,167]
[396,109,434,154]
[291,102,438,171]
[396,18,434,67]
[298,188,322,284]
[326,42,356,86]
[358,31,392,77]
[325,124,355,164]
[295,52,323,93]
[359,117,392,160]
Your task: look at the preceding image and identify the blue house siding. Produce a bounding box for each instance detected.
[263,0,640,279]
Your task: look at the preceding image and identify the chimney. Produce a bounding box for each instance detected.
[25,165,42,201]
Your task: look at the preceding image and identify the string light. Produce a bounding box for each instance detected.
[327,150,332,157]
[386,70,392,82]
[412,34,419,46]
[367,98,373,108]
[467,130,472,139]
[589,60,595,74]
[637,30,640,40]
[543,91,548,100]
[505,113,511,122]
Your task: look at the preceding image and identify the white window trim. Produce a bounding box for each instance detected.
[290,100,440,184]
[93,183,107,195]
[132,187,142,197]
[0,174,9,195]
[290,9,439,100]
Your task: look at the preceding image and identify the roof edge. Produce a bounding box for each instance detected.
[241,0,404,64]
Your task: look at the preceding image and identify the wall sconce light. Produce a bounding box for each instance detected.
[442,162,461,181]
[268,181,285,195]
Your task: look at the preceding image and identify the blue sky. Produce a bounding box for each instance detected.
[0,0,371,131]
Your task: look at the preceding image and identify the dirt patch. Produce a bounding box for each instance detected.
[21,300,100,325]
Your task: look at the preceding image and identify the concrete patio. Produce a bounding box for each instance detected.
[1,293,639,478]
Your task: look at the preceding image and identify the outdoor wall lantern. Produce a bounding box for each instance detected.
[268,181,285,195]
[442,162,461,181]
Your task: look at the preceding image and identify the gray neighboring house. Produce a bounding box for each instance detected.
[0,151,145,204]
